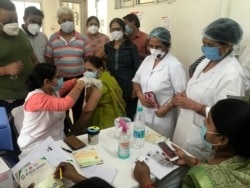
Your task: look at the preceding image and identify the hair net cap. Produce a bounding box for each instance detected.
[148,27,171,43]
[202,18,243,45]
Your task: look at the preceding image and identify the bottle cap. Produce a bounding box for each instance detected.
[87,126,100,135]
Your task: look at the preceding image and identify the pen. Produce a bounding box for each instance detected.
[61,147,72,153]
[59,168,63,179]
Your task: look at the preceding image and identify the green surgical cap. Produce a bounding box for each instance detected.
[202,18,243,45]
[148,27,171,43]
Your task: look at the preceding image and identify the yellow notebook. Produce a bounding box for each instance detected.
[73,148,103,167]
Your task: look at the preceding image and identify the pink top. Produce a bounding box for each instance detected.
[25,79,77,112]
[87,32,110,55]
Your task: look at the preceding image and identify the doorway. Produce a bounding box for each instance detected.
[60,0,87,34]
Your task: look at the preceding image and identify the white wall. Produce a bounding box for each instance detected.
[103,0,250,72]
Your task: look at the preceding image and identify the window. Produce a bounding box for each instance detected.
[11,1,41,27]
[116,0,175,9]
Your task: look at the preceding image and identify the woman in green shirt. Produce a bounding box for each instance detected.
[74,56,126,134]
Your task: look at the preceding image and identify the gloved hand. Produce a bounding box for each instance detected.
[78,77,103,89]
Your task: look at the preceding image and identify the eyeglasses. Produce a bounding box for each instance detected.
[148,44,164,51]
[110,27,122,32]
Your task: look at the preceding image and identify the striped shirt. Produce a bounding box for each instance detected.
[46,31,90,78]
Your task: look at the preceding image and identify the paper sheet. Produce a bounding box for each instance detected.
[17,158,63,188]
[134,149,179,180]
[12,137,74,183]
[81,165,117,184]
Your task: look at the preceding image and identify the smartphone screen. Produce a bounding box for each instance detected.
[157,141,178,161]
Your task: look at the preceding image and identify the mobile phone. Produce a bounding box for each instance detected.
[144,91,159,108]
[64,135,86,150]
[157,141,179,161]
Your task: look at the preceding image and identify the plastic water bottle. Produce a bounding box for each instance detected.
[118,119,130,159]
[133,106,145,148]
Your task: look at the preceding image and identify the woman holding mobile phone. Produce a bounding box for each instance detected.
[132,27,187,138]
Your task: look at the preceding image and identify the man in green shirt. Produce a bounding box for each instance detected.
[0,0,38,114]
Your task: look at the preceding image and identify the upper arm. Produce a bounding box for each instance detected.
[170,63,187,93]
[131,44,140,70]
[25,93,74,111]
[30,51,40,65]
[83,87,102,112]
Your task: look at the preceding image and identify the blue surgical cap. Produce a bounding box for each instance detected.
[202,18,243,45]
[148,27,171,44]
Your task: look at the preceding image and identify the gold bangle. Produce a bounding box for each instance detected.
[167,102,173,109]
[196,105,204,113]
[75,86,83,92]
[3,66,6,74]
[134,89,141,94]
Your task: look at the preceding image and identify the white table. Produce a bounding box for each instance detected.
[58,127,187,188]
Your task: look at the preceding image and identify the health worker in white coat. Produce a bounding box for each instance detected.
[173,18,249,161]
[132,27,187,138]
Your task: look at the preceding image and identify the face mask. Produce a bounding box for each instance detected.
[52,77,64,91]
[150,48,165,60]
[1,22,19,36]
[125,24,133,34]
[27,23,41,35]
[88,25,99,34]
[202,46,223,60]
[200,122,219,149]
[60,21,75,33]
[84,71,97,78]
[111,31,123,41]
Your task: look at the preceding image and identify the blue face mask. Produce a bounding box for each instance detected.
[202,46,223,60]
[125,24,133,34]
[84,71,97,78]
[200,122,219,149]
[52,77,63,92]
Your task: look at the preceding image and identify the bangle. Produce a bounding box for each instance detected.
[75,86,83,92]
[194,158,199,165]
[3,66,6,74]
[134,89,141,94]
[167,102,173,109]
[143,183,156,188]
[196,105,204,113]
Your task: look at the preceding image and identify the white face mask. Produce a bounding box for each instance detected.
[150,48,165,60]
[28,23,41,35]
[60,21,75,33]
[88,25,99,34]
[111,31,123,41]
[1,22,19,36]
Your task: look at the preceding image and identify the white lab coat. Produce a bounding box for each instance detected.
[173,54,248,161]
[132,52,187,138]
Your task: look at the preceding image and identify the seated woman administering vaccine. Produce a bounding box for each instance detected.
[17,63,102,157]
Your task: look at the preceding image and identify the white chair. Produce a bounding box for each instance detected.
[10,105,24,135]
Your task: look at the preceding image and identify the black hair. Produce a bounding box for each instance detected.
[72,177,114,188]
[86,16,100,27]
[0,0,15,11]
[211,99,250,158]
[123,13,140,28]
[26,63,56,91]
[85,56,104,69]
[24,6,44,19]
[109,17,130,43]
[109,18,125,32]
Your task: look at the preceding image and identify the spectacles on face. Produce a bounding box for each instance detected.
[148,44,164,51]
[110,27,122,32]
